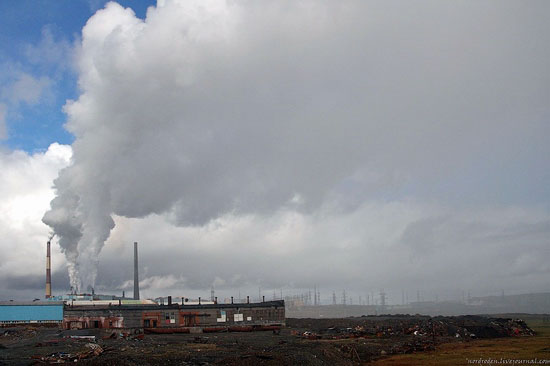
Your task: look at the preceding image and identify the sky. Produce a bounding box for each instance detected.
[0,0,549,304]
[0,0,154,151]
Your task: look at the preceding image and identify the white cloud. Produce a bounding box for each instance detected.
[0,143,71,298]
[139,275,184,290]
[25,26,74,73]
[0,141,547,300]
[6,72,51,105]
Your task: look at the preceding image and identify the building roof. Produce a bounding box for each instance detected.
[0,301,64,306]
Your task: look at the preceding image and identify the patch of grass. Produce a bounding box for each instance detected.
[370,315,550,366]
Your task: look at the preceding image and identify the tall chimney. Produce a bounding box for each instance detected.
[46,240,52,299]
[133,242,140,300]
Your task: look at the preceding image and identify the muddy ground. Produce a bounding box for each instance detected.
[0,315,534,365]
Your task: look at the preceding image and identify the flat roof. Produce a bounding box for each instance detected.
[0,301,64,306]
[64,300,285,311]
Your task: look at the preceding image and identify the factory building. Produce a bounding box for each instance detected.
[63,300,285,332]
[0,300,285,332]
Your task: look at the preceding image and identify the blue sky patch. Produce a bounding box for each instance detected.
[0,0,155,152]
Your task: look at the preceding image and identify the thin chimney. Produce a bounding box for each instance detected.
[134,242,140,300]
[46,240,52,299]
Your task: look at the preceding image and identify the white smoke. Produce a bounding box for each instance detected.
[42,0,550,291]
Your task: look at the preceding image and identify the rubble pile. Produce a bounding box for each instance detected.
[2,327,37,341]
[290,315,535,340]
[30,344,104,364]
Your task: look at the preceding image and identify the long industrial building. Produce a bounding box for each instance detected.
[0,300,285,333]
[64,300,285,332]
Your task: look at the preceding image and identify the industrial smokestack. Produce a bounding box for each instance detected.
[46,240,51,299]
[133,241,140,300]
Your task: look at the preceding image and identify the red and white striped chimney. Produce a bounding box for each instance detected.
[46,240,51,298]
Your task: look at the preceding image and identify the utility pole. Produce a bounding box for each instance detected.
[317,289,321,306]
[332,291,336,305]
[380,289,387,308]
[314,285,317,306]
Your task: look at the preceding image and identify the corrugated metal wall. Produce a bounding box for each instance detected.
[0,304,63,322]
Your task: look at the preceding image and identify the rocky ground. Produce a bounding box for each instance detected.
[0,315,535,365]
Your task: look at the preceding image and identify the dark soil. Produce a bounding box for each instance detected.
[0,315,534,365]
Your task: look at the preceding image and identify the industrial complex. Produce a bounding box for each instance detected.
[0,239,547,365]
[0,240,285,333]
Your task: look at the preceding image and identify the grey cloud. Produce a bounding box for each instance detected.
[5,270,70,291]
[43,0,550,292]
[86,203,550,300]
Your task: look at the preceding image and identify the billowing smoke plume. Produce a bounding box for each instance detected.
[43,0,550,291]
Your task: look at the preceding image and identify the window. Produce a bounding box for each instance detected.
[165,312,175,324]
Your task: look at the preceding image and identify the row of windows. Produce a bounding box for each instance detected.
[0,320,62,324]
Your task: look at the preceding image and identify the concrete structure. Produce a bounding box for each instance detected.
[134,241,139,300]
[0,302,64,325]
